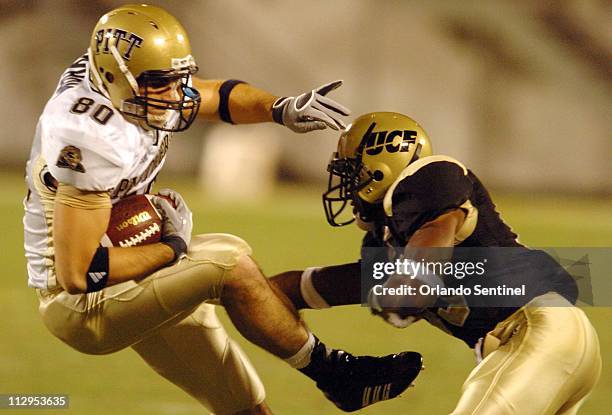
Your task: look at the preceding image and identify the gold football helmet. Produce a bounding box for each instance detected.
[323,112,433,226]
[88,4,200,131]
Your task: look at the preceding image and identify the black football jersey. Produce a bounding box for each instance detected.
[361,156,577,347]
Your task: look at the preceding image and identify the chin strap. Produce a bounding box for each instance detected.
[355,212,376,231]
[108,41,139,95]
[87,47,110,99]
[87,40,139,101]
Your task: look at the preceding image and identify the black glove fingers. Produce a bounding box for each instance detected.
[294,90,315,110]
[315,80,343,96]
[315,95,351,116]
[311,103,345,129]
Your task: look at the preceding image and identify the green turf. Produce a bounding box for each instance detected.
[1,171,610,414]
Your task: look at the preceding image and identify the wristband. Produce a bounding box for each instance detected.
[272,96,289,124]
[161,235,188,264]
[86,246,109,293]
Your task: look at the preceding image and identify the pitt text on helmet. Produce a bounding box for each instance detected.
[94,28,144,60]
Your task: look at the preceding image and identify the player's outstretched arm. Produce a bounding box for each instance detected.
[272,210,466,313]
[193,77,350,132]
[193,78,275,124]
[53,184,177,294]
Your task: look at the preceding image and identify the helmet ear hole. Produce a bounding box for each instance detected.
[373,170,384,181]
[105,72,114,83]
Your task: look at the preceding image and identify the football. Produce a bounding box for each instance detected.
[101,194,162,248]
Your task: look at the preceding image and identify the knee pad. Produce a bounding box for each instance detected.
[188,233,253,269]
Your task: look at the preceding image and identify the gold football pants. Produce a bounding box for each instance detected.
[36,234,266,415]
[452,292,601,415]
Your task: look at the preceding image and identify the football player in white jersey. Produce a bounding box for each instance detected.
[23,4,423,414]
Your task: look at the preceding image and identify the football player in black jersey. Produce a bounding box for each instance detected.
[273,112,602,414]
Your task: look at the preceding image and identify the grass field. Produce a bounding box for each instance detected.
[1,170,610,414]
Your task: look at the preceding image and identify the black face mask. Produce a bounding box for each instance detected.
[322,153,375,227]
[122,68,201,132]
[353,197,385,224]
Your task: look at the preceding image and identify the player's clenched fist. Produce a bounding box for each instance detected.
[272,80,351,133]
[151,188,193,263]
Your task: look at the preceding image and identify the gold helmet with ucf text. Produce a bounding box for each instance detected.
[323,112,433,226]
[88,4,200,131]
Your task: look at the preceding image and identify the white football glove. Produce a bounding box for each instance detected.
[367,271,436,329]
[151,188,193,262]
[368,289,420,329]
[272,80,351,133]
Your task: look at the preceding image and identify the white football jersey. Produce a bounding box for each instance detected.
[23,54,172,289]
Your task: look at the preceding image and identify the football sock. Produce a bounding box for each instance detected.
[284,332,316,369]
[297,336,333,382]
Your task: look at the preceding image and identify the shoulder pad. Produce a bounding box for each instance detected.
[383,155,468,217]
[40,102,136,191]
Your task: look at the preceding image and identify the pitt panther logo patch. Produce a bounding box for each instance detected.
[94,28,143,60]
[56,145,86,173]
[361,122,417,156]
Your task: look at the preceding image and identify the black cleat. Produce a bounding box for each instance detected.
[312,349,423,412]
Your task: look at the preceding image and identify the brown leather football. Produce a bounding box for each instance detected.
[101,194,162,248]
